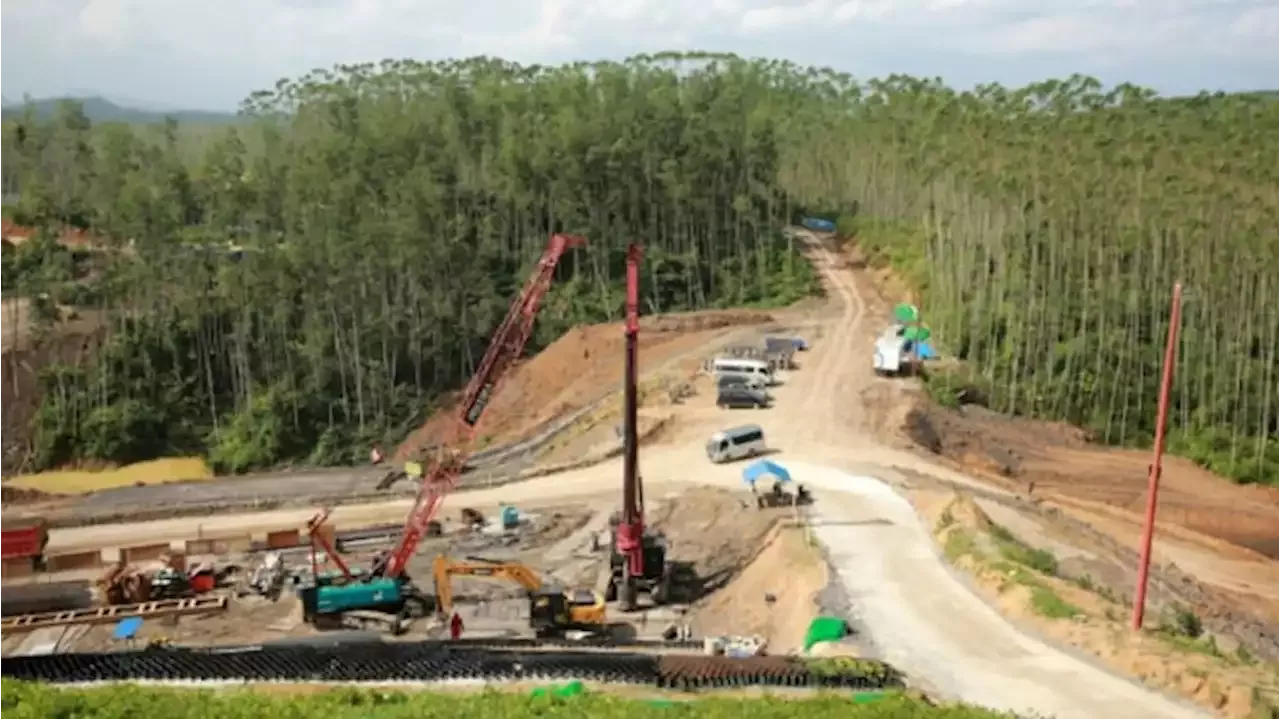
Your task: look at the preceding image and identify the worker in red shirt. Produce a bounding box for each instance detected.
[449,612,465,641]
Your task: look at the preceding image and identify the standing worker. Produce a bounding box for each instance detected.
[449,611,465,641]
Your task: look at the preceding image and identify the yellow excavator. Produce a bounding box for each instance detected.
[431,555,607,637]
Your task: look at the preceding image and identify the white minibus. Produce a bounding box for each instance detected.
[712,357,775,385]
[705,424,768,463]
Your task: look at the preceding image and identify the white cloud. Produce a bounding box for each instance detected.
[2,0,1276,110]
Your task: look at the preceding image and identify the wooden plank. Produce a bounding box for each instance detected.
[11,627,65,656]
[0,596,228,632]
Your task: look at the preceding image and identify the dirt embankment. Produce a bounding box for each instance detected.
[919,492,1278,719]
[395,309,772,461]
[899,400,1278,561]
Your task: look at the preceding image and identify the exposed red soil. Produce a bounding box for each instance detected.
[2,221,102,250]
[394,309,772,461]
[901,400,1279,560]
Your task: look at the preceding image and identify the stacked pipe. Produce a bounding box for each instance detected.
[0,581,94,617]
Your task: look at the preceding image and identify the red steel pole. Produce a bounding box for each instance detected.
[1131,282,1183,631]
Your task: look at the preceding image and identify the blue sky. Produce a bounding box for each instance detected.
[3,0,1277,111]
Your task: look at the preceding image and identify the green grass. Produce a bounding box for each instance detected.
[1028,586,1082,619]
[943,529,979,562]
[0,681,1020,719]
[987,524,1059,576]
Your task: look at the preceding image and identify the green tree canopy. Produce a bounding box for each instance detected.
[2,53,1275,484]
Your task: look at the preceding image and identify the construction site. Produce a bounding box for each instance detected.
[2,230,1277,718]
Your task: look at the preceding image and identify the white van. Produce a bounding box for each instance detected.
[705,424,767,463]
[872,325,910,376]
[712,357,775,386]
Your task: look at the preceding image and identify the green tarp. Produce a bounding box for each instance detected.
[531,680,586,698]
[803,616,850,652]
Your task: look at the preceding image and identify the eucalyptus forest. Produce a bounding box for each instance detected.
[1,52,1275,484]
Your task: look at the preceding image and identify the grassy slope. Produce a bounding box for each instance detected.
[0,682,1015,719]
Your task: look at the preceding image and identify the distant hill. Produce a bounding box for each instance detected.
[1,96,239,124]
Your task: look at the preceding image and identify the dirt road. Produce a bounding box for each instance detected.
[41,231,1209,718]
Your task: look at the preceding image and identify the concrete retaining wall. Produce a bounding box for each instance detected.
[183,535,252,556]
[2,556,35,578]
[44,550,102,573]
[122,543,170,563]
[265,529,302,550]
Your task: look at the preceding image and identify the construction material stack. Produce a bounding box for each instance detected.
[608,244,672,611]
[0,519,48,576]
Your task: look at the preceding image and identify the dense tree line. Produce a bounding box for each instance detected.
[783,73,1277,484]
[1,52,1275,484]
[0,54,820,473]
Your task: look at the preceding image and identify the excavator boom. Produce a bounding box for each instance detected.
[431,555,543,616]
[381,234,586,579]
[431,554,606,630]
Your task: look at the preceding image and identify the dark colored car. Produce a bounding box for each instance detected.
[716,387,771,409]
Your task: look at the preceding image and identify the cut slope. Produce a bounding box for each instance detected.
[690,524,827,654]
[394,309,771,460]
[900,400,1279,559]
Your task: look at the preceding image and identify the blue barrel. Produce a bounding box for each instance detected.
[801,217,837,233]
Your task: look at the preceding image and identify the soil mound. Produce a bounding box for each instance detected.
[395,310,771,461]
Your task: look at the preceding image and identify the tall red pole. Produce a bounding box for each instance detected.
[1131,282,1183,631]
[616,244,646,610]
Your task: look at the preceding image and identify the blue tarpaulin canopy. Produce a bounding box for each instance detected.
[742,459,791,487]
[113,617,143,641]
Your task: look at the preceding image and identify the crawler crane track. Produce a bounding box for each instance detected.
[2,643,905,691]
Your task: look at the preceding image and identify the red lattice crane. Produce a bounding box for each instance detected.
[375,233,586,580]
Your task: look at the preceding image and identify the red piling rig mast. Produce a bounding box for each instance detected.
[376,233,586,580]
[615,244,647,595]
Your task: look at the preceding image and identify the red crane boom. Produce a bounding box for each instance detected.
[379,233,586,580]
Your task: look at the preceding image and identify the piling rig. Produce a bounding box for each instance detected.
[298,234,587,631]
[606,244,672,611]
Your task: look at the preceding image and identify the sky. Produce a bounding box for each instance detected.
[2,0,1277,111]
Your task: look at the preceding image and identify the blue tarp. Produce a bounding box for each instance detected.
[742,459,791,486]
[113,617,143,640]
[916,341,938,360]
[801,217,837,233]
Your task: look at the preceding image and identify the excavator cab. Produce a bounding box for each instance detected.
[529,587,607,636]
[529,591,569,634]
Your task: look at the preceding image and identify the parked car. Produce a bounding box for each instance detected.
[717,374,767,391]
[716,386,771,409]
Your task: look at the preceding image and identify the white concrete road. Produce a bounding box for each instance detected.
[40,231,1208,718]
